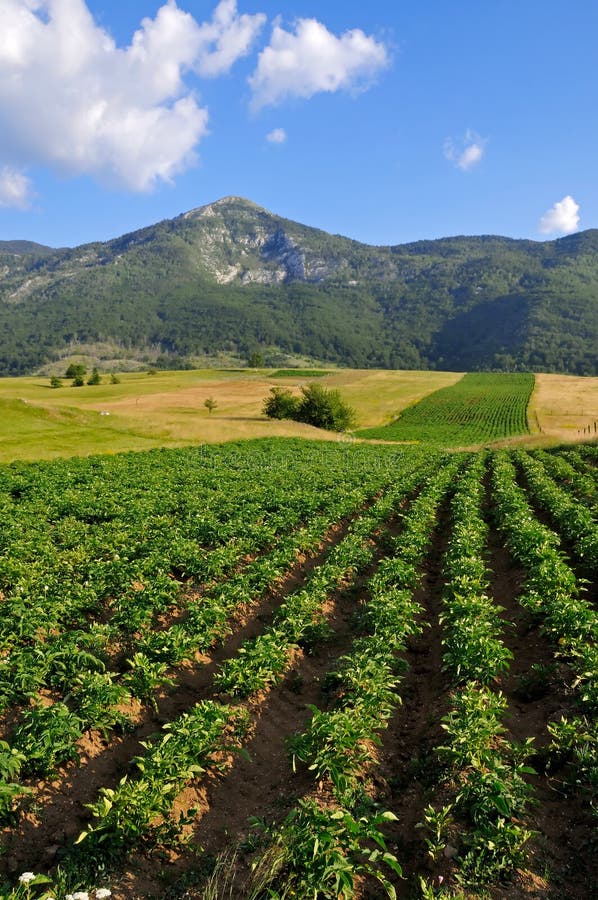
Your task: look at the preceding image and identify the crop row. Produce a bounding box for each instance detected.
[491,452,598,708]
[535,449,598,507]
[359,373,534,443]
[246,456,463,898]
[513,450,598,572]
[26,453,442,895]
[421,453,534,890]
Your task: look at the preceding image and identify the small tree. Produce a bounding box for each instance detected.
[204,397,218,415]
[49,376,63,389]
[263,387,300,420]
[110,373,121,384]
[65,363,86,381]
[87,367,102,385]
[247,350,264,368]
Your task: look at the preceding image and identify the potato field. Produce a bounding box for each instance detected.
[358,373,535,444]
[0,439,596,899]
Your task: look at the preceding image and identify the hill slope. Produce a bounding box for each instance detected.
[1,197,597,375]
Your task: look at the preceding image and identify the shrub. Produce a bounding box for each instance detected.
[295,384,356,432]
[263,384,356,432]
[263,387,301,420]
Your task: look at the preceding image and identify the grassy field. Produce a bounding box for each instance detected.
[0,368,461,462]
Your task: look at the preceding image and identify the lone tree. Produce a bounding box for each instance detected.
[247,350,264,368]
[87,368,102,385]
[204,397,218,415]
[263,383,355,432]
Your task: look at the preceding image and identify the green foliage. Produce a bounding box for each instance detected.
[262,387,300,420]
[247,350,264,367]
[77,701,249,856]
[49,376,62,388]
[3,199,598,375]
[87,367,102,385]
[12,702,83,776]
[0,740,30,821]
[359,373,534,444]
[250,800,401,899]
[263,383,356,432]
[203,397,217,414]
[65,363,86,379]
[295,383,356,431]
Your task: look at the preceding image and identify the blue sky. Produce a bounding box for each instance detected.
[0,0,596,248]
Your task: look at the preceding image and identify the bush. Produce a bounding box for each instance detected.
[263,387,301,420]
[263,384,355,432]
[295,384,356,432]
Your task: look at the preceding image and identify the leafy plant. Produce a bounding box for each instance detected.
[13,702,83,777]
[249,800,401,899]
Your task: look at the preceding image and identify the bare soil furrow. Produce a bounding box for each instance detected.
[371,512,453,898]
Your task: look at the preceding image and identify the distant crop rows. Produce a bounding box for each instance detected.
[0,438,595,898]
[358,372,535,444]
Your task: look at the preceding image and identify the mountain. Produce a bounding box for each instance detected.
[0,240,56,257]
[0,196,597,375]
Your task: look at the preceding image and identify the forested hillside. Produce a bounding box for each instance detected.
[0,197,597,375]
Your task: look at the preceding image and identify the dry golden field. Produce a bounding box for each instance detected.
[530,373,598,442]
[0,368,461,462]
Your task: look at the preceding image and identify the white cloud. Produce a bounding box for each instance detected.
[249,18,390,110]
[538,195,580,235]
[193,0,266,77]
[0,0,265,192]
[444,129,487,171]
[0,166,33,209]
[266,127,287,143]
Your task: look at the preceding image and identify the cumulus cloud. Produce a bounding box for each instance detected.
[266,127,287,143]
[0,0,265,192]
[538,195,580,235]
[249,18,389,110]
[444,129,487,171]
[0,166,33,209]
[194,0,266,77]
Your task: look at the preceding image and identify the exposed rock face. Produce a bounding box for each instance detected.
[180,196,341,284]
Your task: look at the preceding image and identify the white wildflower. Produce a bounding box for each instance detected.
[96,891,112,899]
[18,873,36,884]
[72,893,90,900]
